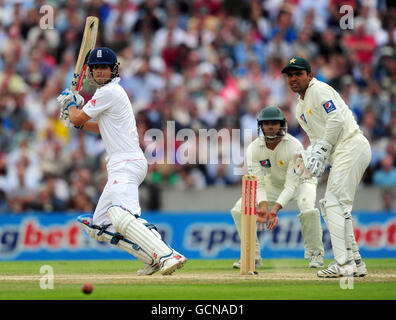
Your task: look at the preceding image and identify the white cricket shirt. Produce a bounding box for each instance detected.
[246,134,315,207]
[83,77,145,163]
[295,78,361,162]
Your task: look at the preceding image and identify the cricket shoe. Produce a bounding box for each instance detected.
[137,263,160,276]
[317,261,357,278]
[173,252,188,269]
[160,256,183,275]
[308,254,324,268]
[232,259,263,269]
[354,260,367,277]
[321,259,367,277]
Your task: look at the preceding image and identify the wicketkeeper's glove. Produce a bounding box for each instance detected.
[305,139,332,177]
[293,150,313,179]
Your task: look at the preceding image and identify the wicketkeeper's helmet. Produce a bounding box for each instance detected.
[257,106,287,139]
[88,47,120,84]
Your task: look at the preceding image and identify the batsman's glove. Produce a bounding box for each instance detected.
[57,88,84,121]
[305,139,332,177]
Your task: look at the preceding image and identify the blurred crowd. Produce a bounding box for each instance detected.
[0,0,395,213]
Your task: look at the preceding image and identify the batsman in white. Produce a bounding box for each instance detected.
[230,106,324,269]
[282,56,370,278]
[57,47,186,276]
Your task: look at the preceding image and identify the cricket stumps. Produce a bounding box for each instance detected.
[241,174,257,275]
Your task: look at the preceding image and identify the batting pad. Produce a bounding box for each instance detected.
[298,209,324,258]
[107,206,173,263]
[322,193,349,265]
[77,214,154,265]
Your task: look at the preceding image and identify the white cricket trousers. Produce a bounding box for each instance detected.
[326,133,372,212]
[92,155,148,233]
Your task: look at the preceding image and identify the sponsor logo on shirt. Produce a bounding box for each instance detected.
[90,99,96,107]
[323,100,336,113]
[278,160,285,166]
[260,159,271,168]
[300,113,307,124]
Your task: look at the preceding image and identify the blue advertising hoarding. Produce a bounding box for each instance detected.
[0,211,395,261]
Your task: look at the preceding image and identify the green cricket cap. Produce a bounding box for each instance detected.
[281,56,311,74]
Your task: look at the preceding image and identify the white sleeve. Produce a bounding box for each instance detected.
[82,88,112,119]
[246,142,267,204]
[276,159,299,208]
[313,86,344,146]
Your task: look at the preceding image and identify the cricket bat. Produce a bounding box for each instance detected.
[63,16,99,128]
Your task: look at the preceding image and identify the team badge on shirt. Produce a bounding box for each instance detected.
[300,113,307,124]
[260,159,271,168]
[90,99,96,107]
[323,100,336,113]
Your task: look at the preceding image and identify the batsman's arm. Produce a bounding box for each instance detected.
[80,121,100,134]
[68,105,91,127]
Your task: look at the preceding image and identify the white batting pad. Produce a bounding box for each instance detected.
[298,209,324,258]
[77,214,153,265]
[322,193,349,265]
[107,206,173,263]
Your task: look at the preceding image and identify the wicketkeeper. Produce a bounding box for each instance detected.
[231,106,324,269]
[57,47,186,276]
[282,56,370,278]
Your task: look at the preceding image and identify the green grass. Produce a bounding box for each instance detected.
[0,259,396,300]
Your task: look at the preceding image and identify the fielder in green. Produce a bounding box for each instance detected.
[231,106,324,269]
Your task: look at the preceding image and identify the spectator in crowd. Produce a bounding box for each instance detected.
[373,154,396,187]
[382,188,394,211]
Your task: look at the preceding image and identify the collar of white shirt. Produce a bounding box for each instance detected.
[297,77,318,101]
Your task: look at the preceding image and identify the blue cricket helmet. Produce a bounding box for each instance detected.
[88,47,120,84]
[88,47,118,66]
